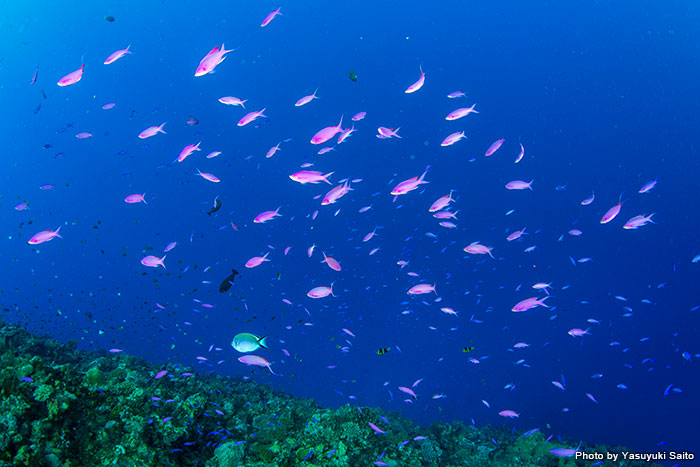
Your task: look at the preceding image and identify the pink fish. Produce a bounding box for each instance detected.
[377,127,401,139]
[507,228,526,241]
[178,142,201,162]
[322,181,352,205]
[568,328,590,337]
[498,410,519,418]
[284,246,291,256]
[464,242,494,258]
[206,151,222,159]
[164,242,177,252]
[485,138,505,156]
[75,132,92,139]
[515,143,525,163]
[550,448,577,458]
[196,169,220,183]
[124,193,147,204]
[321,253,341,271]
[238,108,267,126]
[57,65,84,87]
[238,355,277,375]
[445,104,478,121]
[102,103,116,110]
[368,422,386,434]
[433,210,459,219]
[195,44,233,77]
[439,221,457,229]
[363,228,378,242]
[246,252,270,268]
[391,169,429,196]
[289,171,334,184]
[404,66,425,94]
[317,146,335,155]
[104,45,131,65]
[307,284,335,298]
[581,192,595,205]
[586,393,599,403]
[429,191,454,212]
[600,194,624,224]
[441,131,467,147]
[261,7,282,27]
[254,207,282,223]
[398,386,418,398]
[14,202,28,211]
[359,205,372,213]
[311,116,344,144]
[139,123,167,139]
[295,89,319,107]
[513,342,529,349]
[336,126,356,145]
[512,296,549,312]
[218,96,246,107]
[28,227,62,245]
[352,112,367,121]
[154,370,168,379]
[506,180,533,190]
[266,142,283,159]
[623,213,655,229]
[342,328,355,337]
[639,179,657,193]
[141,255,166,268]
[551,381,566,391]
[408,283,436,295]
[447,90,466,98]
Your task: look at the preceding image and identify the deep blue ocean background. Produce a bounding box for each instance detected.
[1,0,699,461]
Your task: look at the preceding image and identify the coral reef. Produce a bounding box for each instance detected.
[0,318,659,466]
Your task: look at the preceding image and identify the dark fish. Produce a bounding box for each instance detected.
[207,197,222,216]
[219,269,239,293]
[41,89,47,99]
[33,103,41,114]
[377,347,389,355]
[31,68,38,85]
[105,15,115,22]
[187,115,199,126]
[129,110,138,119]
[349,70,358,82]
[42,143,53,149]
[463,346,475,353]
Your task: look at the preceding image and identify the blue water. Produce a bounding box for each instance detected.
[2,0,699,460]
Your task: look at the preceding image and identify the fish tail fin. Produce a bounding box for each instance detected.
[55,226,63,238]
[323,172,334,184]
[648,213,656,223]
[160,255,167,269]
[529,180,534,190]
[241,100,247,109]
[260,108,267,117]
[267,365,279,376]
[159,122,167,134]
[432,283,437,294]
[258,335,270,349]
[142,193,148,205]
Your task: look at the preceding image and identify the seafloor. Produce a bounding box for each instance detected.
[0,318,659,466]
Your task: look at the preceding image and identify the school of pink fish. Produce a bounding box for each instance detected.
[17,5,688,458]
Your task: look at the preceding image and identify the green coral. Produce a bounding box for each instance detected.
[0,321,662,467]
